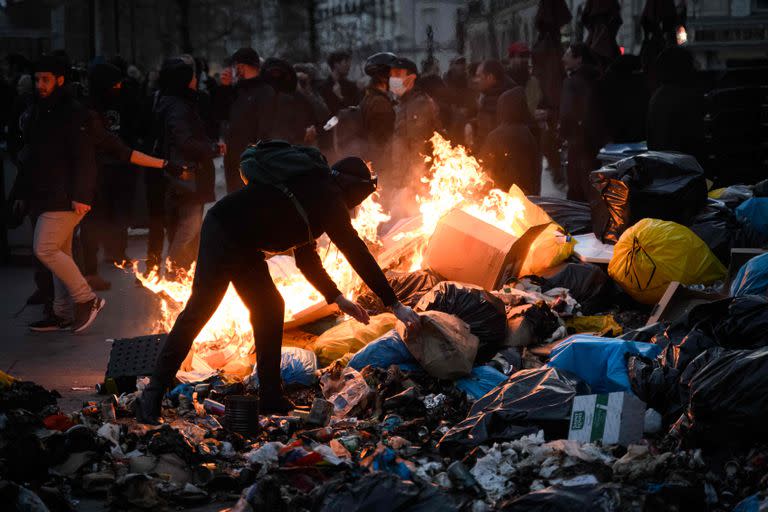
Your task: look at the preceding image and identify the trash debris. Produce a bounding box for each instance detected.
[730,252,768,297]
[356,269,442,313]
[310,313,398,366]
[248,346,318,387]
[319,365,371,417]
[735,197,768,239]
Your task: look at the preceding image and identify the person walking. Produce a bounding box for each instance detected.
[14,55,105,333]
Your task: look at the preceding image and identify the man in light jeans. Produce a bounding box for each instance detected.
[14,55,105,333]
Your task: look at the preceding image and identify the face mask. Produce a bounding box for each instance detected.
[388,77,406,97]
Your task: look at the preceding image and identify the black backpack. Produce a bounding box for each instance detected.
[240,140,330,242]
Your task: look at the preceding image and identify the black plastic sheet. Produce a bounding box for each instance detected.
[589,152,708,243]
[415,281,507,361]
[437,367,589,456]
[499,484,624,511]
[689,199,766,265]
[528,196,592,235]
[356,270,442,314]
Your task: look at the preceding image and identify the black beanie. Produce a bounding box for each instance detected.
[331,157,377,208]
[159,58,194,95]
[35,55,67,77]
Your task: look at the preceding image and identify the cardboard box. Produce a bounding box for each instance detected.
[424,209,549,291]
[568,392,646,446]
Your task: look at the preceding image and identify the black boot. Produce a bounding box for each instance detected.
[134,380,166,425]
[259,385,295,416]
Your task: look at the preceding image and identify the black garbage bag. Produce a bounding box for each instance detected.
[356,270,442,314]
[686,346,768,441]
[540,263,613,314]
[314,473,458,512]
[505,302,562,347]
[684,295,768,350]
[689,199,766,265]
[0,381,60,413]
[415,281,507,361]
[437,367,589,456]
[498,484,625,512]
[589,152,708,243]
[627,355,682,424]
[528,196,592,235]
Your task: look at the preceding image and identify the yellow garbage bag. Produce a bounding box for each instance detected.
[608,218,727,304]
[0,370,16,389]
[566,315,623,337]
[310,313,398,366]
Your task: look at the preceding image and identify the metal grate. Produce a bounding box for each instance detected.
[105,334,167,378]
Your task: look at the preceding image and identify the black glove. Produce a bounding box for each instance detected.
[164,160,188,178]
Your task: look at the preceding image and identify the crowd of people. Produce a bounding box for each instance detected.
[0,40,703,337]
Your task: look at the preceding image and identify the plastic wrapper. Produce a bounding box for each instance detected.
[248,347,318,388]
[310,314,397,366]
[416,281,507,361]
[607,219,727,305]
[528,196,593,235]
[589,151,708,243]
[547,335,661,394]
[437,367,589,456]
[355,270,442,314]
[455,366,508,401]
[731,253,768,297]
[396,311,479,380]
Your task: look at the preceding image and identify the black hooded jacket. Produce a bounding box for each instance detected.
[14,87,98,215]
[480,88,540,194]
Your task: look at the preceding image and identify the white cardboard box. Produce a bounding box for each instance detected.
[568,392,646,446]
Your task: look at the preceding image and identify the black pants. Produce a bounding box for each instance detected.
[145,169,166,269]
[566,143,599,202]
[151,214,285,390]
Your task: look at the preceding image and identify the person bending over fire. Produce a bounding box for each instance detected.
[136,140,421,424]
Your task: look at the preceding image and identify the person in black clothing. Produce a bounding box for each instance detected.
[471,60,514,150]
[559,43,607,201]
[480,88,541,194]
[155,58,222,274]
[13,55,104,333]
[602,55,649,143]
[646,47,704,163]
[261,58,317,145]
[318,50,360,116]
[135,147,421,423]
[214,47,275,194]
[82,62,192,289]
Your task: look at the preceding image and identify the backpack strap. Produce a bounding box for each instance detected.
[273,182,314,245]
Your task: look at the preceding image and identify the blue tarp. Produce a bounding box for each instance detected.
[731,253,768,297]
[736,198,768,238]
[347,329,420,371]
[547,335,661,393]
[455,366,508,400]
[251,347,318,387]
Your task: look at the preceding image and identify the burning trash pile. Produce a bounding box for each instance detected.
[5,136,768,510]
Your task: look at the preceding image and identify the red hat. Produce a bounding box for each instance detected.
[507,42,531,57]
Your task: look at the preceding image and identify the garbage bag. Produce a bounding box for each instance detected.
[689,199,766,265]
[547,335,662,394]
[314,472,458,512]
[499,484,625,511]
[736,198,768,238]
[415,282,507,359]
[310,314,398,366]
[565,315,623,337]
[540,263,612,314]
[437,367,589,456]
[504,302,562,347]
[686,295,768,349]
[708,185,752,208]
[455,365,508,400]
[249,347,318,387]
[590,152,708,243]
[396,311,479,380]
[356,270,442,314]
[686,346,768,441]
[732,493,768,512]
[347,330,419,371]
[607,219,727,305]
[731,253,768,297]
[528,196,593,235]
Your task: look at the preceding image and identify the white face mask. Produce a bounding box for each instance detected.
[388,77,406,97]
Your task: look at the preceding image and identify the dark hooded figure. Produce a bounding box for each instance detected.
[480,88,541,194]
[135,147,421,424]
[154,58,220,272]
[261,58,316,145]
[647,47,704,163]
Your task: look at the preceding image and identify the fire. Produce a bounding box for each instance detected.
[129,133,567,376]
